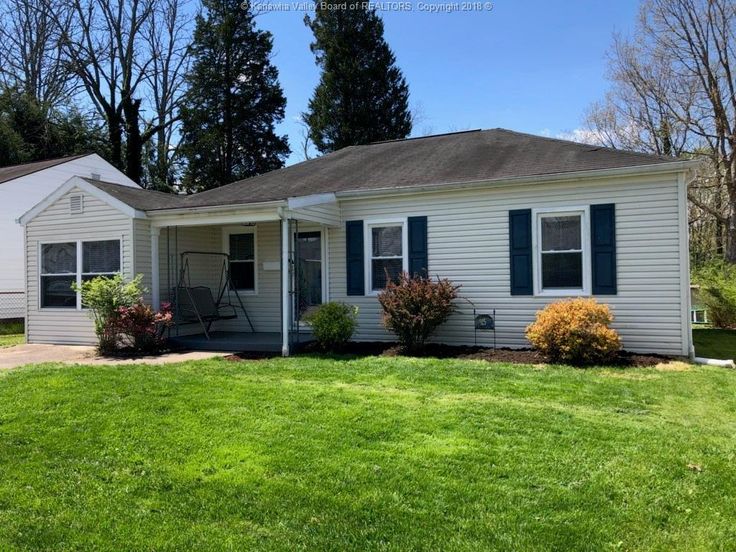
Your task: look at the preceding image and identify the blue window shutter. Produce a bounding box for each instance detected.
[408,216,428,277]
[509,209,533,295]
[591,203,617,295]
[345,220,364,296]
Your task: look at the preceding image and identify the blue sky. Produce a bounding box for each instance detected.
[256,0,642,164]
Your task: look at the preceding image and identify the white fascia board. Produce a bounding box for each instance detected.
[334,160,700,201]
[148,206,284,228]
[17,176,145,225]
[287,192,337,209]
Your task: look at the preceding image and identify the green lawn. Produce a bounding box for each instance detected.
[0,320,23,348]
[693,327,736,361]
[0,334,24,348]
[0,356,735,550]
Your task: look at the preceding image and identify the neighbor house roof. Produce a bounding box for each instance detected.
[0,154,91,185]
[45,129,692,214]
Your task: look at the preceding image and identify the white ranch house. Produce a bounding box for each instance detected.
[17,129,697,357]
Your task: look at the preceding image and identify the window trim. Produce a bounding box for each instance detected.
[222,226,258,295]
[39,238,123,310]
[364,217,408,296]
[532,206,591,297]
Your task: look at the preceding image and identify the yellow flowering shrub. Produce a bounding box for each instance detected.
[525,298,622,365]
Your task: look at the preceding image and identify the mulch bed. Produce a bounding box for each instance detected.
[224,341,672,367]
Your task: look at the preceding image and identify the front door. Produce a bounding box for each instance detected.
[295,231,323,320]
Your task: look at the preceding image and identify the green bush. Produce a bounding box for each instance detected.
[377,273,460,353]
[693,260,736,329]
[73,274,144,353]
[305,302,358,350]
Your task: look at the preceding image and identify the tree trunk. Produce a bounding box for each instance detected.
[727,184,736,263]
[107,112,123,170]
[123,98,143,184]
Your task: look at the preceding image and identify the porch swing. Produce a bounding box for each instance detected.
[174,251,255,339]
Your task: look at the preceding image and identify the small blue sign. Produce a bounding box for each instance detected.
[475,314,495,330]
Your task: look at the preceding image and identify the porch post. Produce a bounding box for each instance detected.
[151,226,161,310]
[281,216,290,357]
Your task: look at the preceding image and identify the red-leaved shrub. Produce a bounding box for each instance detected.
[114,301,173,353]
[377,273,460,352]
[525,298,622,365]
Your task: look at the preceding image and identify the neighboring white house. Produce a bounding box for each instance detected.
[18,129,698,357]
[0,154,136,319]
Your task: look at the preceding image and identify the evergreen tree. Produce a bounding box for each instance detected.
[303,3,412,154]
[179,0,290,192]
[0,87,108,167]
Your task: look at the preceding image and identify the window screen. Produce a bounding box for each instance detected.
[83,241,120,274]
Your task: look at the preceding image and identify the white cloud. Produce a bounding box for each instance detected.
[555,128,605,146]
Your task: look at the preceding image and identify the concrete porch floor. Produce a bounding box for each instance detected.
[167,331,313,353]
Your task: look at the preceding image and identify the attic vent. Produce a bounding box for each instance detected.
[70,194,84,215]
[90,172,101,181]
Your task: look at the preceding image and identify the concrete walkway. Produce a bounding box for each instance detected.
[0,344,229,370]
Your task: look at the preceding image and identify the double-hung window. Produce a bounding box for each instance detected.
[40,239,121,308]
[535,209,590,295]
[228,232,256,292]
[40,243,78,308]
[367,222,407,293]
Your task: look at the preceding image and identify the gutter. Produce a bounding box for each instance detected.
[335,160,700,201]
[145,199,287,217]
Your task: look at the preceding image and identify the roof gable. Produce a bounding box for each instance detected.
[18,176,146,225]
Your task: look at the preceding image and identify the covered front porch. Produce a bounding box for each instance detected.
[146,195,340,355]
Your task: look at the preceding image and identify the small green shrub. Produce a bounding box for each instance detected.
[305,302,358,350]
[526,298,622,365]
[377,273,460,353]
[693,260,736,329]
[74,274,144,353]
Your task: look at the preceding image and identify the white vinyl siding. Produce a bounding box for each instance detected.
[25,187,134,344]
[133,219,153,304]
[329,173,690,356]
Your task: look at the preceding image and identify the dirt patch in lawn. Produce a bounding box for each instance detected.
[224,341,671,367]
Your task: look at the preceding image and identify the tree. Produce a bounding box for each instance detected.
[0,86,107,167]
[303,2,412,154]
[52,0,189,186]
[141,0,192,191]
[0,0,77,110]
[179,0,289,192]
[586,0,736,263]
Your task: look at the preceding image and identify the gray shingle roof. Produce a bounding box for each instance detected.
[0,154,90,185]
[83,179,187,210]
[78,129,687,213]
[180,128,685,209]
